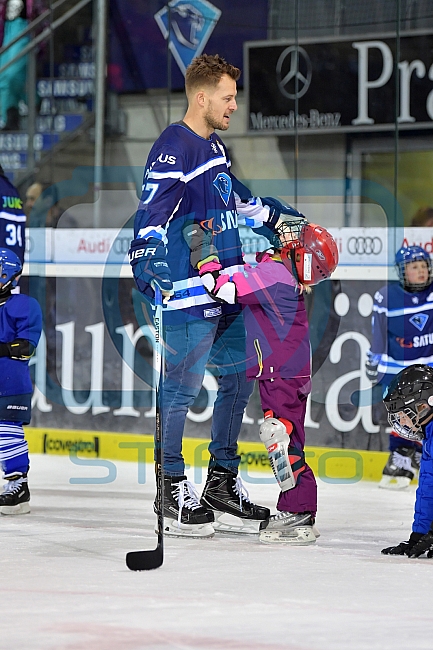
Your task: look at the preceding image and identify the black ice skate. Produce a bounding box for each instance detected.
[379,447,417,490]
[200,463,270,534]
[155,475,215,538]
[259,511,316,545]
[0,473,30,515]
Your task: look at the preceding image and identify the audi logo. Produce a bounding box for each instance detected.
[347,236,383,255]
[112,237,132,255]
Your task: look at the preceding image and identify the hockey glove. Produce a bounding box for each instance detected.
[260,197,305,229]
[129,237,174,299]
[199,261,237,305]
[0,339,35,360]
[381,532,424,555]
[407,530,433,558]
[365,351,380,384]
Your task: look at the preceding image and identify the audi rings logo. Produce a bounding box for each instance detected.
[276,46,312,100]
[347,237,383,255]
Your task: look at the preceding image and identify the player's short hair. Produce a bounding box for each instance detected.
[185,54,240,96]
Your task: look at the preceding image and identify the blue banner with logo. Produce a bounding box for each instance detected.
[108,0,268,92]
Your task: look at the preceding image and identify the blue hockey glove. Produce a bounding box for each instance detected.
[260,197,305,228]
[381,532,424,555]
[129,237,173,299]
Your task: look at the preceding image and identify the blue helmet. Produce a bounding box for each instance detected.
[395,245,432,292]
[0,248,22,295]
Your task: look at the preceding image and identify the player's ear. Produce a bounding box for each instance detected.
[196,90,206,108]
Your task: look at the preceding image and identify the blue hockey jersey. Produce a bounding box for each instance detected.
[0,294,42,397]
[0,174,26,263]
[413,419,433,534]
[133,122,273,324]
[370,282,433,382]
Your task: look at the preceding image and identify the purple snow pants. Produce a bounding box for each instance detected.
[258,376,317,516]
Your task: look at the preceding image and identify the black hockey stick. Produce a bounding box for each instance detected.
[126,286,164,571]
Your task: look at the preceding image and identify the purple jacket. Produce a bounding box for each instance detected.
[232,252,311,382]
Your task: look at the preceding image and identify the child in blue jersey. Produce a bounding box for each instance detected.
[0,249,42,515]
[382,365,433,558]
[367,246,433,489]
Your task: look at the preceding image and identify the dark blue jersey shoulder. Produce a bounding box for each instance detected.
[0,175,26,263]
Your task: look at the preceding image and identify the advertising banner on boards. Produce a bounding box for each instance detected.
[24,226,433,452]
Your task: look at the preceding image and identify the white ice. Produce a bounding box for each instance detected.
[2,454,433,650]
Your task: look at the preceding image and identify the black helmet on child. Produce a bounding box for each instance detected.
[383,364,433,441]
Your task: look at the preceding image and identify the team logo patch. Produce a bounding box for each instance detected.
[409,313,429,332]
[213,172,232,206]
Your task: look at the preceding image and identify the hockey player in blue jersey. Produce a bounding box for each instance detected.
[129,54,302,537]
[382,365,433,558]
[0,165,26,264]
[0,249,42,515]
[367,245,433,489]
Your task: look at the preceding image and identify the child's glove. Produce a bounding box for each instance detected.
[199,261,237,304]
[381,532,424,555]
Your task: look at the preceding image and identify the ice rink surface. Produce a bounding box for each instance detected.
[2,455,433,650]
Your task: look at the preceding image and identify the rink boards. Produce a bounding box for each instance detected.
[25,426,395,484]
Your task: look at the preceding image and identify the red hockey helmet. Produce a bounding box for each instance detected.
[281,223,339,285]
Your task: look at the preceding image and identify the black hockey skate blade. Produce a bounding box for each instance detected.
[126,546,163,571]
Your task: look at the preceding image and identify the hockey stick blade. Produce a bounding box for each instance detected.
[126,542,163,571]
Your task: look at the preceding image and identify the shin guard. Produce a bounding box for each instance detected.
[259,416,306,492]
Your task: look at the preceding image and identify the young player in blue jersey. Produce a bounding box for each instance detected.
[0,165,26,264]
[382,365,433,558]
[0,249,42,515]
[366,245,433,489]
[129,54,302,537]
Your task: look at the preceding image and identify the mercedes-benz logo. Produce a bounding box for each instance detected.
[276,46,312,100]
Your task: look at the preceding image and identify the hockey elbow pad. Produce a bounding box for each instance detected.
[0,339,36,360]
[259,417,306,492]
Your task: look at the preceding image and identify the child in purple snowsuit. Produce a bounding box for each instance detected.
[200,218,337,542]
[231,249,317,519]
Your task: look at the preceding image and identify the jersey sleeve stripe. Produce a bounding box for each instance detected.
[0,211,26,223]
[147,171,184,180]
[181,156,226,184]
[373,302,433,317]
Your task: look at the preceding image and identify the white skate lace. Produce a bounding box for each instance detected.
[173,479,202,528]
[391,451,413,471]
[233,476,251,513]
[2,478,23,495]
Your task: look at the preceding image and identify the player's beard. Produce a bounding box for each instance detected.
[204,104,228,131]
